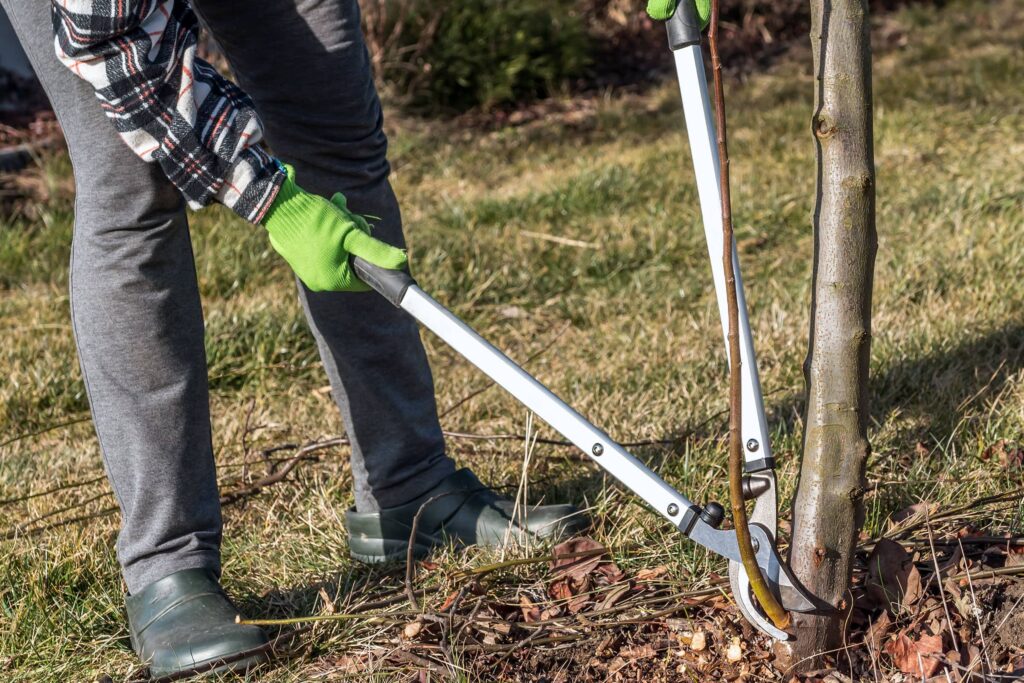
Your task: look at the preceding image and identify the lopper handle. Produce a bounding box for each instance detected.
[351,256,416,307]
[666,0,703,50]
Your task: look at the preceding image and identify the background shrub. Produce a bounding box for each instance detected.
[359,0,941,114]
[363,0,590,112]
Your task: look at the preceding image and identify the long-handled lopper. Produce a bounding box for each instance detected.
[350,0,820,640]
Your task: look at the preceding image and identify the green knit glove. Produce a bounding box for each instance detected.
[646,0,711,27]
[262,165,407,292]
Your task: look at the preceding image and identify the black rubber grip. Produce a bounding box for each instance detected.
[351,256,416,307]
[666,0,702,50]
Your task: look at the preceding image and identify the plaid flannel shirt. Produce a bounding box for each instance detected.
[51,0,284,224]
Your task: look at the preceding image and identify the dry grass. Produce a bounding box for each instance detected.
[1,0,1023,679]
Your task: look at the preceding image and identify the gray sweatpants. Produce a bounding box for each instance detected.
[2,0,455,593]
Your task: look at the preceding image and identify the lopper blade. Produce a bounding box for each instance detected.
[726,523,827,640]
[729,560,792,640]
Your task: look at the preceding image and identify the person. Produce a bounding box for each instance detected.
[1,0,588,677]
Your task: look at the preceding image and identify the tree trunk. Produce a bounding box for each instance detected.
[781,0,876,670]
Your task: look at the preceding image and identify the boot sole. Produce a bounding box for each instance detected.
[149,646,272,682]
[349,539,436,564]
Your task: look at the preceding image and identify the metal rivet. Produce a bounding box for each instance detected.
[592,443,604,456]
[751,539,760,553]
[746,439,760,452]
[667,503,680,517]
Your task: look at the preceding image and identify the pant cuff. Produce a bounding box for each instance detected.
[358,455,457,512]
[122,551,222,595]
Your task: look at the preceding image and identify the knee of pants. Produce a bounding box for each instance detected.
[71,157,188,244]
[265,102,392,199]
[70,164,196,295]
[74,153,185,224]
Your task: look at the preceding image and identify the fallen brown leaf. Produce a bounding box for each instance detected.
[437,590,460,612]
[619,643,657,660]
[595,634,617,656]
[548,578,573,602]
[935,546,965,575]
[901,569,925,610]
[890,502,930,524]
[519,594,542,623]
[1005,541,1024,566]
[598,583,631,611]
[635,566,668,582]
[567,593,590,614]
[550,537,606,582]
[540,605,562,620]
[884,631,943,678]
[474,619,511,640]
[866,539,922,613]
[318,586,336,615]
[866,610,892,649]
[321,654,366,674]
[982,440,1024,469]
[596,561,626,584]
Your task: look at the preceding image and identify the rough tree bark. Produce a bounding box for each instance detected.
[781,0,877,669]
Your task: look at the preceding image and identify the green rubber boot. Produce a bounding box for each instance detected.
[126,569,270,681]
[345,468,589,563]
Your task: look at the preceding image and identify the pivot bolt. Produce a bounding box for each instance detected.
[746,439,760,452]
[667,503,680,517]
[592,443,604,456]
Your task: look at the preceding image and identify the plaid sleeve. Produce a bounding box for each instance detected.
[51,0,285,224]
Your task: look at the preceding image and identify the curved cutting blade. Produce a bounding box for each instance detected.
[726,523,822,639]
[729,560,791,641]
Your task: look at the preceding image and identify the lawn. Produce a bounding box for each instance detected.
[1,0,1023,680]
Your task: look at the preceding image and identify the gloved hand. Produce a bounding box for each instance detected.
[646,0,711,27]
[261,164,407,292]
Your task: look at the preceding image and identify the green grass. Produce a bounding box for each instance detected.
[2,0,1023,679]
